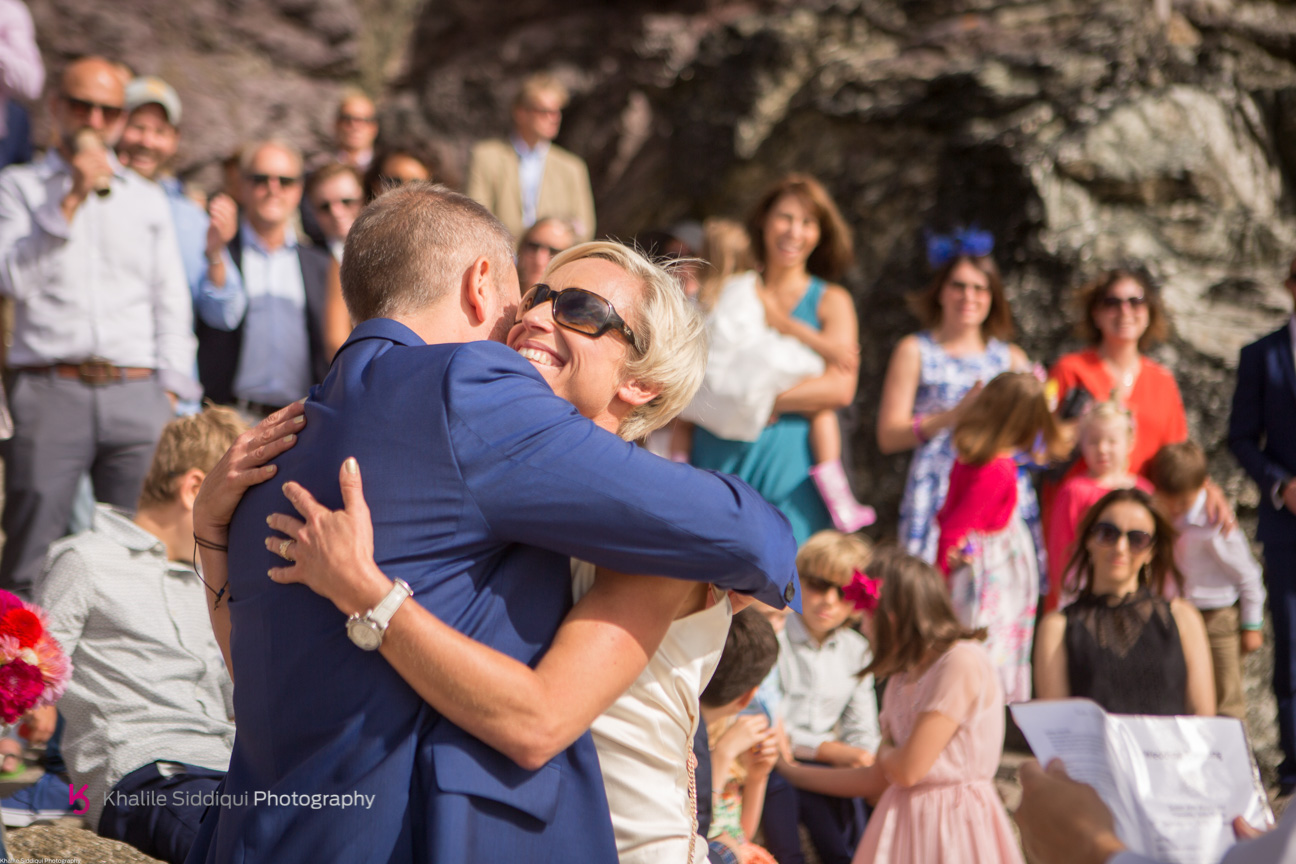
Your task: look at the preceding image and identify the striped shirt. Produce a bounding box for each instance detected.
[37,505,234,829]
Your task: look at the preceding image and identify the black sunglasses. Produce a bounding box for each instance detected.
[63,95,124,123]
[316,197,360,212]
[521,240,565,258]
[1090,521,1155,552]
[519,283,638,350]
[801,576,844,599]
[248,174,300,188]
[1099,295,1147,310]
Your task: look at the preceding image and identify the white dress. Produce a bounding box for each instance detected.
[572,561,733,864]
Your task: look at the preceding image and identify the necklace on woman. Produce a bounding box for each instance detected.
[1102,356,1139,396]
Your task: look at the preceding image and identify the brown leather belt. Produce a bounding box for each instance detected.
[19,362,155,386]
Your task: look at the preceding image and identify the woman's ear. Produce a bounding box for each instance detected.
[616,377,662,409]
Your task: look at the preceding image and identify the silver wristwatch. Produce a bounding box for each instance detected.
[346,579,412,651]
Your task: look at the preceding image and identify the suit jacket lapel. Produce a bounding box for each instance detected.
[1277,325,1296,407]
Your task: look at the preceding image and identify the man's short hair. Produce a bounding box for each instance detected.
[513,72,569,110]
[546,241,708,442]
[1148,441,1209,497]
[238,139,303,177]
[701,608,779,708]
[138,406,247,509]
[306,162,364,201]
[340,181,515,323]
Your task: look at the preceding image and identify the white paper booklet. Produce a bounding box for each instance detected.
[1011,699,1273,864]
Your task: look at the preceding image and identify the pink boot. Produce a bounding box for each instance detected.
[810,460,877,533]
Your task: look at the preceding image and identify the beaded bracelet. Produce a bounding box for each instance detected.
[912,414,930,444]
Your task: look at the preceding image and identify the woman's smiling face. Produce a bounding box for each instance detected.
[507,257,643,433]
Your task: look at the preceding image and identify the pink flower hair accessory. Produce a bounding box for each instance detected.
[843,569,882,613]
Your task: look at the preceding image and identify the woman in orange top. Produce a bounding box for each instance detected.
[1044,269,1232,610]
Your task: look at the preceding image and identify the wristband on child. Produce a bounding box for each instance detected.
[912,414,930,444]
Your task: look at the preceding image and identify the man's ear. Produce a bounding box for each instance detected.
[462,256,493,327]
[616,377,661,409]
[732,686,760,712]
[178,469,206,511]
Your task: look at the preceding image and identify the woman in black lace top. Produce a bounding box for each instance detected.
[1033,487,1215,715]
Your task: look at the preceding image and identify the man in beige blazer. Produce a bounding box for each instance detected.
[466,73,596,241]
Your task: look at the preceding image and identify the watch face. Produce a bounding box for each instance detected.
[347,617,383,651]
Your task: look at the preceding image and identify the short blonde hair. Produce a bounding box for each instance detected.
[796,530,873,588]
[514,72,569,110]
[696,217,753,313]
[545,240,708,442]
[1078,400,1135,447]
[138,406,247,509]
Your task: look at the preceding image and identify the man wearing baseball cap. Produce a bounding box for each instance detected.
[118,75,244,332]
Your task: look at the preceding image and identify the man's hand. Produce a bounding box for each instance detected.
[206,193,238,257]
[1204,480,1238,535]
[61,132,113,221]
[1284,479,1296,516]
[18,705,57,746]
[1015,759,1126,864]
[1242,629,1263,654]
[739,727,779,779]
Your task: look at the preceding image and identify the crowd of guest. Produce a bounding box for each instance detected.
[2,13,1295,864]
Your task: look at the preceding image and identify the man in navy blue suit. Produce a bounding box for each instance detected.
[1229,258,1296,796]
[186,183,799,863]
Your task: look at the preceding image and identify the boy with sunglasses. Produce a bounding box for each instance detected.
[1150,443,1265,722]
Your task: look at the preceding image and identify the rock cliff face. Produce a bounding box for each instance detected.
[26,1,1296,522]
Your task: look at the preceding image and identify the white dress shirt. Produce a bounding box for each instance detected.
[512,133,549,230]
[0,150,198,399]
[777,614,881,755]
[1170,489,1266,628]
[231,221,312,407]
[38,505,235,830]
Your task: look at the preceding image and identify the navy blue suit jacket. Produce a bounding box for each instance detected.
[1229,322,1296,546]
[187,319,799,863]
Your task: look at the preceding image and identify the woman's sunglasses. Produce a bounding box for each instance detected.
[1090,521,1155,552]
[519,284,638,350]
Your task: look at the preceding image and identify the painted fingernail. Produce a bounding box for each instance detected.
[344,457,358,475]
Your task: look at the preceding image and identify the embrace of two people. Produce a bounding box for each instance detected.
[186,182,800,863]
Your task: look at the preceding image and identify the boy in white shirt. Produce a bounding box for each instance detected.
[1150,442,1266,720]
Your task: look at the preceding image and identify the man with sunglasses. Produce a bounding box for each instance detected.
[516,216,575,291]
[466,72,596,242]
[0,56,198,598]
[1229,257,1296,796]
[196,139,333,420]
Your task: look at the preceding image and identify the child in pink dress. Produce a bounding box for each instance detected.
[774,549,1023,864]
[936,371,1064,703]
[1045,401,1151,611]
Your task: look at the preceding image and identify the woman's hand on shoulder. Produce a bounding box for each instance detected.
[194,401,306,541]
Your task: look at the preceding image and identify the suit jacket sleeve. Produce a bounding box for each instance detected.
[1229,338,1288,499]
[444,342,800,609]
[464,142,497,215]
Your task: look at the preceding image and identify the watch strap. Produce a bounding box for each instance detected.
[368,578,412,629]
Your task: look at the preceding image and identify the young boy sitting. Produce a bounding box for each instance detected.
[1150,441,1266,720]
[702,608,782,864]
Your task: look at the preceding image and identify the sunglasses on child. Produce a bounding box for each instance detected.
[801,576,844,599]
[1089,521,1155,552]
[519,283,639,350]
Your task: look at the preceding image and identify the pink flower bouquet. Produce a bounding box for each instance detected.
[0,591,69,724]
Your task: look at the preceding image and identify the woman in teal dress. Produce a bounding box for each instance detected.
[691,174,860,545]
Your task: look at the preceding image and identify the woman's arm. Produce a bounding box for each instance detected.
[269,461,697,770]
[192,402,307,675]
[876,334,984,454]
[875,712,961,788]
[769,286,859,416]
[1033,611,1071,700]
[760,285,859,373]
[1171,598,1217,717]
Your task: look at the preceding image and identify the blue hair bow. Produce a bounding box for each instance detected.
[925,227,995,269]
